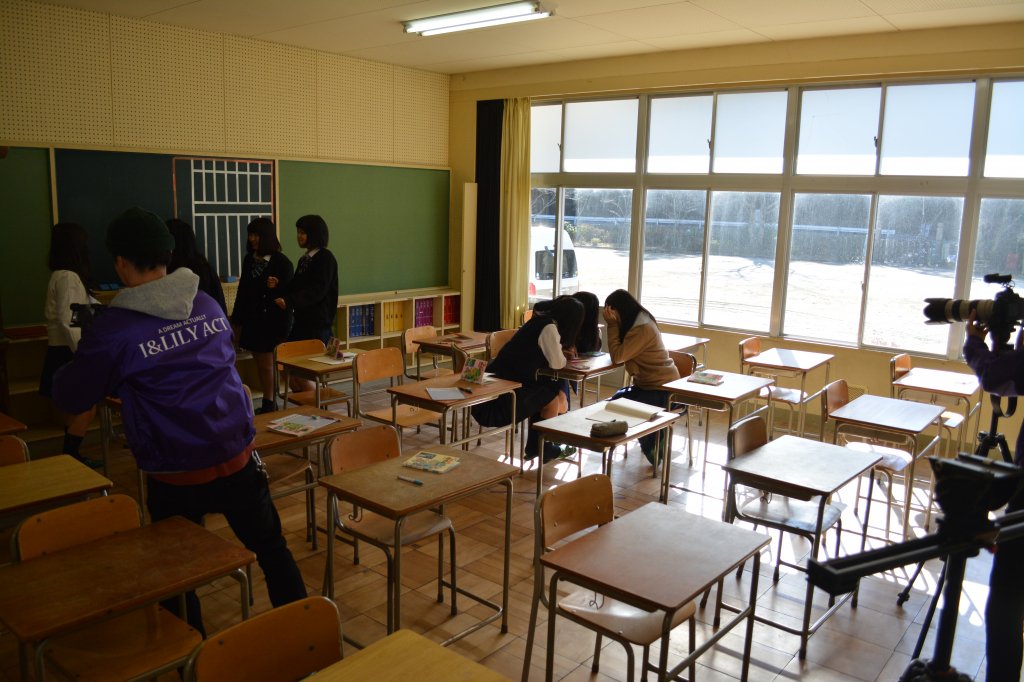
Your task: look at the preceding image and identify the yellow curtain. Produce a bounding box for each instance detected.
[498,97,531,329]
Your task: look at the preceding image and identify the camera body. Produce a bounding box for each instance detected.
[70,302,107,329]
[923,273,1024,348]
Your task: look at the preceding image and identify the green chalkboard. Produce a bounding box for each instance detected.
[0,148,53,327]
[278,161,450,294]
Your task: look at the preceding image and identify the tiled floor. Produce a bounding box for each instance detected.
[0,386,993,681]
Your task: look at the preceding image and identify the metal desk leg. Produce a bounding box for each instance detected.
[391,516,407,633]
[501,479,512,633]
[323,491,336,599]
[799,499,828,659]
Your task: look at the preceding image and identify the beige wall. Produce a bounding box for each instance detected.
[448,22,1024,448]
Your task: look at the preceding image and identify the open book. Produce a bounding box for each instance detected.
[266,413,338,436]
[404,451,461,474]
[310,353,355,366]
[585,399,663,427]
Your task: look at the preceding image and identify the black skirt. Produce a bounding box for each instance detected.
[39,345,74,397]
[471,380,560,426]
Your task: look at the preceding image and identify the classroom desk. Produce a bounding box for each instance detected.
[0,412,27,436]
[278,351,359,411]
[892,367,981,453]
[539,503,769,682]
[536,352,621,408]
[0,516,253,680]
[661,333,711,367]
[320,448,516,643]
[0,454,112,523]
[742,347,833,437]
[531,399,680,501]
[386,374,520,454]
[661,370,775,497]
[722,435,880,659]
[307,629,511,681]
[412,331,488,378]
[827,395,944,540]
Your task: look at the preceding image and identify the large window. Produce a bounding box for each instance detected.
[532,76,1022,357]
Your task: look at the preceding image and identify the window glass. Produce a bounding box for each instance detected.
[985,81,1024,179]
[642,190,706,322]
[863,195,964,352]
[530,104,562,173]
[796,87,880,175]
[880,82,975,176]
[713,91,787,174]
[970,198,1024,299]
[703,192,779,330]
[528,187,560,304]
[647,96,713,173]
[563,100,638,172]
[784,194,870,343]
[563,188,632,304]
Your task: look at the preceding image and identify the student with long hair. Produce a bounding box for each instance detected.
[603,289,679,465]
[39,222,99,466]
[571,291,602,354]
[166,218,227,314]
[232,217,293,413]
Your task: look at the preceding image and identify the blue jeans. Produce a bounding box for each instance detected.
[609,386,670,458]
[146,456,308,635]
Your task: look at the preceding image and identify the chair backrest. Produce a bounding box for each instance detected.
[727,415,768,463]
[818,379,850,439]
[0,435,29,465]
[325,424,401,474]
[486,329,516,360]
[354,347,405,386]
[890,353,912,396]
[402,325,438,355]
[668,351,697,379]
[186,596,342,682]
[451,346,470,373]
[738,336,761,369]
[537,473,614,549]
[16,493,140,561]
[276,339,326,362]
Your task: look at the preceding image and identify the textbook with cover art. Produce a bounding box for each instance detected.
[403,451,461,474]
[687,371,725,386]
[266,414,338,436]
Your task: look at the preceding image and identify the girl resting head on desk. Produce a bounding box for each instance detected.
[471,295,583,462]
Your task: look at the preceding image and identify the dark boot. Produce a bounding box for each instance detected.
[258,398,277,414]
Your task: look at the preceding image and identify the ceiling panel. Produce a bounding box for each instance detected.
[690,0,878,25]
[883,3,1024,26]
[572,3,743,39]
[756,16,896,40]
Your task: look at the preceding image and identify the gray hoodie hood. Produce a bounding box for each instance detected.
[109,269,199,321]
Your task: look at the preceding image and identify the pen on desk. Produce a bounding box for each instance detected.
[458,386,473,394]
[397,475,423,486]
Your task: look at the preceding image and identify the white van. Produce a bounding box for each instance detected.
[528,225,579,304]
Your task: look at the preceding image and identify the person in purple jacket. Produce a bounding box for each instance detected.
[964,310,1024,682]
[52,207,306,636]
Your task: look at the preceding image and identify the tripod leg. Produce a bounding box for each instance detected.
[911,558,947,659]
[897,559,928,607]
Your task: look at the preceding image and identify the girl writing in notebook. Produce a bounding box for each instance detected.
[603,289,679,465]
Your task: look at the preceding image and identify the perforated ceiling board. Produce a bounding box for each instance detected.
[393,67,449,167]
[317,53,394,163]
[224,36,316,158]
[0,0,112,146]
[111,16,225,153]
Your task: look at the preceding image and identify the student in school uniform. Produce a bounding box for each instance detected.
[571,291,602,355]
[166,218,227,314]
[232,217,294,414]
[603,289,679,465]
[39,222,100,466]
[472,295,583,462]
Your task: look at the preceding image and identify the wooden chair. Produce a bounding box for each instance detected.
[522,474,697,682]
[666,350,697,466]
[0,435,29,465]
[485,329,516,360]
[353,347,443,445]
[738,336,804,436]
[820,379,924,538]
[184,596,341,682]
[14,494,202,681]
[726,415,844,582]
[321,425,457,633]
[889,353,965,453]
[402,325,455,380]
[274,339,351,414]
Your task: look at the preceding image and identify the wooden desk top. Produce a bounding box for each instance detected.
[829,394,944,435]
[744,348,833,372]
[722,435,882,500]
[319,448,517,519]
[662,370,773,403]
[541,504,769,613]
[278,351,358,377]
[661,333,711,352]
[0,516,253,642]
[386,374,521,410]
[413,331,488,353]
[893,367,980,399]
[532,399,680,449]
[253,406,360,453]
[537,352,621,381]
[0,455,112,516]
[0,412,27,436]
[308,629,511,681]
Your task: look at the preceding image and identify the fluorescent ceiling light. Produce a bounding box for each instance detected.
[404,1,551,36]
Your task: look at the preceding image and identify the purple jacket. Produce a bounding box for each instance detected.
[963,335,1024,464]
[53,269,254,473]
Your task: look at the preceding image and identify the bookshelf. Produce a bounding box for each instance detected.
[334,288,461,350]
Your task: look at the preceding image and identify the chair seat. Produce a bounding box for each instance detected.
[48,606,200,682]
[366,405,442,429]
[738,496,846,535]
[261,453,315,495]
[759,386,805,405]
[846,441,913,473]
[339,508,452,546]
[416,367,454,380]
[941,411,964,429]
[287,387,349,408]
[560,588,697,645]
